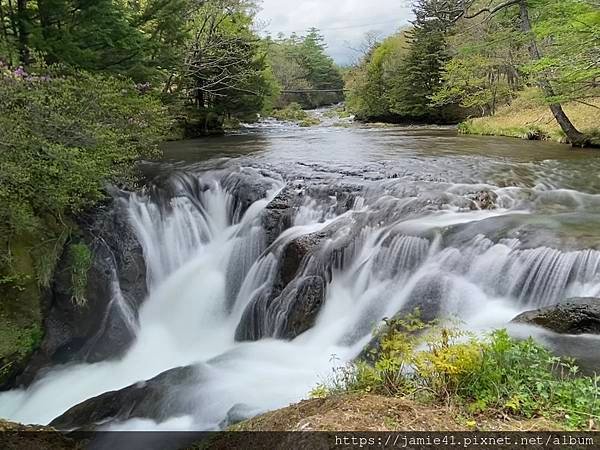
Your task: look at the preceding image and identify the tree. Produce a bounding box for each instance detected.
[0,0,194,81]
[436,0,598,146]
[389,0,461,120]
[266,29,344,109]
[181,1,259,106]
[432,6,525,115]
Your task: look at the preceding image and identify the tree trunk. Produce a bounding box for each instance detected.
[15,0,29,65]
[518,0,589,147]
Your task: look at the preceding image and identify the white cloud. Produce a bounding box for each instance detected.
[255,0,413,65]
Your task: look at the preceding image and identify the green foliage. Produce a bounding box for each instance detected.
[525,0,600,104]
[0,66,168,287]
[176,0,277,124]
[69,243,92,307]
[346,0,463,123]
[315,322,600,429]
[271,103,320,126]
[432,4,526,116]
[0,0,192,81]
[345,34,407,120]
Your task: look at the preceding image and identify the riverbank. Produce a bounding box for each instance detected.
[459,93,600,145]
[228,394,565,432]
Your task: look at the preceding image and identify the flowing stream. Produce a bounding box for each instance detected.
[2,115,600,431]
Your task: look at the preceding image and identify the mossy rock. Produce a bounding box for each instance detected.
[0,234,43,388]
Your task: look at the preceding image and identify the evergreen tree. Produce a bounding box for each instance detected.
[389,0,457,121]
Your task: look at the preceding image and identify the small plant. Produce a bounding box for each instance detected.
[69,243,92,307]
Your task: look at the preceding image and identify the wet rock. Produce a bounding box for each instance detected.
[222,168,281,222]
[49,365,202,431]
[234,230,329,342]
[13,196,148,388]
[511,298,600,335]
[236,215,366,343]
[277,275,326,339]
[468,190,498,210]
[278,233,327,287]
[358,275,448,363]
[261,184,302,247]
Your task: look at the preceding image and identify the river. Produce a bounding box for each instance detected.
[1,114,600,433]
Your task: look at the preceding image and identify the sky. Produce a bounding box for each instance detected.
[255,0,413,66]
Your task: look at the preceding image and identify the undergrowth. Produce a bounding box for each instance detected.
[312,318,600,430]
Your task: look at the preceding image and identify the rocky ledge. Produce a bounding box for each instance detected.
[511,297,600,335]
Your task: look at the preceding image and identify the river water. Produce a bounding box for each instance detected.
[2,116,600,432]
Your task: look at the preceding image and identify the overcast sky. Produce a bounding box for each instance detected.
[255,0,413,66]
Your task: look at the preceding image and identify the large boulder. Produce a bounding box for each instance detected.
[276,275,326,340]
[261,184,303,247]
[49,365,202,431]
[12,195,148,388]
[221,168,282,222]
[511,298,600,335]
[234,231,328,342]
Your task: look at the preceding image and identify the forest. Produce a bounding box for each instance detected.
[346,0,599,146]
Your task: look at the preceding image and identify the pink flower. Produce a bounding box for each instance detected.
[13,67,27,78]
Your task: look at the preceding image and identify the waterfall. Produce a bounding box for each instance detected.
[1,165,599,431]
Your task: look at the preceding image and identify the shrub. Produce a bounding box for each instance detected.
[314,322,600,429]
[0,65,168,287]
[271,102,319,125]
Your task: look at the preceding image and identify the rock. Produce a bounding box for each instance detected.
[511,298,600,334]
[234,230,328,342]
[219,404,264,429]
[221,168,282,222]
[12,195,148,389]
[261,184,302,247]
[49,365,203,431]
[468,190,498,210]
[277,275,326,339]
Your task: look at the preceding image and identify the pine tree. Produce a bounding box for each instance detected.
[389,0,458,121]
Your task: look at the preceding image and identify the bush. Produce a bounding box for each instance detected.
[271,103,319,126]
[314,322,600,429]
[0,65,168,285]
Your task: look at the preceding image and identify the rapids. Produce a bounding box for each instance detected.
[2,117,600,431]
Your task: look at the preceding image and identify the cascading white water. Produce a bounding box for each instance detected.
[1,163,600,431]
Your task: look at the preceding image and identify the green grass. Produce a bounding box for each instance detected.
[313,319,600,430]
[460,89,600,145]
[69,243,92,307]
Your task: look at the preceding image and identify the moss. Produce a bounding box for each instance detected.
[0,233,44,386]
